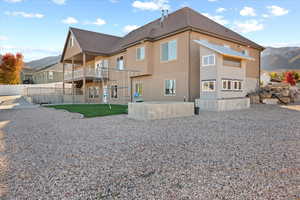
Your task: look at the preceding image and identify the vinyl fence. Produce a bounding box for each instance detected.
[0,82,71,96]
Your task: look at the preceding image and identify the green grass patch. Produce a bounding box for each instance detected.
[46,104,128,118]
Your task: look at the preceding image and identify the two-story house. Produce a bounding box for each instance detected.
[60,7,264,104]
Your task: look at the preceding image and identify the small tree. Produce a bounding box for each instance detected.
[284,71,296,86]
[0,53,24,84]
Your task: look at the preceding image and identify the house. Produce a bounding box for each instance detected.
[60,7,264,105]
[21,66,36,84]
[33,63,63,84]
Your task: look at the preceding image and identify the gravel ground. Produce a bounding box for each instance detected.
[0,105,299,200]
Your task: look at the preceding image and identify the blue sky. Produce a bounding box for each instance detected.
[0,0,298,61]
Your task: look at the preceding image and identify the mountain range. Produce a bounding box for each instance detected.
[25,55,61,70]
[23,47,300,72]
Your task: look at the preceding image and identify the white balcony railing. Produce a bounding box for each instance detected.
[64,67,108,81]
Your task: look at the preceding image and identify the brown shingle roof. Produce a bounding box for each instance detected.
[67,7,264,57]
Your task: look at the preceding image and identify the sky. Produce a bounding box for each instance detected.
[0,0,299,61]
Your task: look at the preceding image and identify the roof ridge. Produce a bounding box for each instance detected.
[70,27,122,39]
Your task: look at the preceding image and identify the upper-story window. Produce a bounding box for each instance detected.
[69,35,74,48]
[49,71,53,80]
[161,40,177,62]
[136,47,145,61]
[202,54,216,66]
[242,50,249,56]
[117,56,124,70]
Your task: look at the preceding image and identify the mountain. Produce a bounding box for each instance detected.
[262,47,300,71]
[25,55,61,69]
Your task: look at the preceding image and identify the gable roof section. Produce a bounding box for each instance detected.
[61,7,264,61]
[194,40,254,60]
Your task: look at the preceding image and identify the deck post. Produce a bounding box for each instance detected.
[62,61,65,96]
[83,53,87,103]
[72,57,75,104]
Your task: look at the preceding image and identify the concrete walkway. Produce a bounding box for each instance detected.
[0,96,39,110]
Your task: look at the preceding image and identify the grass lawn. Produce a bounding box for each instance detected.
[46,104,128,118]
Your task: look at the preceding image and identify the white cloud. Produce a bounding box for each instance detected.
[240,6,256,16]
[52,0,66,5]
[132,0,170,11]
[262,14,269,18]
[202,13,229,26]
[0,45,61,62]
[208,0,218,2]
[4,0,23,2]
[84,18,106,26]
[216,8,226,13]
[5,11,44,18]
[123,25,140,33]
[62,17,78,24]
[0,35,8,41]
[266,42,300,48]
[234,20,264,33]
[267,5,289,16]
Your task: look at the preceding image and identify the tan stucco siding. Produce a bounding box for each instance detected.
[64,33,81,61]
[189,31,261,100]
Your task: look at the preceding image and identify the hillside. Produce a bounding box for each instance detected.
[262,47,300,71]
[25,55,61,69]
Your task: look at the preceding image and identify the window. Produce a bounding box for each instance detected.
[202,80,216,92]
[88,87,100,98]
[136,47,145,61]
[49,71,53,80]
[164,80,176,96]
[242,50,249,56]
[161,40,177,62]
[134,82,143,97]
[69,35,74,48]
[222,79,242,91]
[111,85,118,98]
[202,54,216,66]
[117,56,124,70]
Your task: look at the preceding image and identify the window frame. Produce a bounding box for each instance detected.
[164,79,176,96]
[202,54,216,67]
[160,40,177,62]
[222,79,243,91]
[48,71,54,80]
[111,85,118,99]
[201,80,216,92]
[136,46,145,61]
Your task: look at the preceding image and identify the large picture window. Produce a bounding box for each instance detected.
[161,40,177,62]
[136,47,145,61]
[164,80,176,96]
[202,80,216,92]
[202,54,216,66]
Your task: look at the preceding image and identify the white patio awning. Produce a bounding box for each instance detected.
[193,40,255,61]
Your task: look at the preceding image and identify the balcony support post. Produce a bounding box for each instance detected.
[72,57,75,104]
[83,53,87,103]
[62,61,65,96]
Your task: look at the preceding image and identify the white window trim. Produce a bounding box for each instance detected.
[201,80,216,92]
[136,46,145,61]
[164,79,176,96]
[222,79,243,91]
[160,39,177,62]
[202,54,216,67]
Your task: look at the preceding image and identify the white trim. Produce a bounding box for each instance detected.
[202,54,216,67]
[201,80,216,92]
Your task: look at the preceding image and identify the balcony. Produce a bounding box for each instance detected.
[64,67,109,81]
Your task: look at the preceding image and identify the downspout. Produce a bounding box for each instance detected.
[188,31,191,102]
